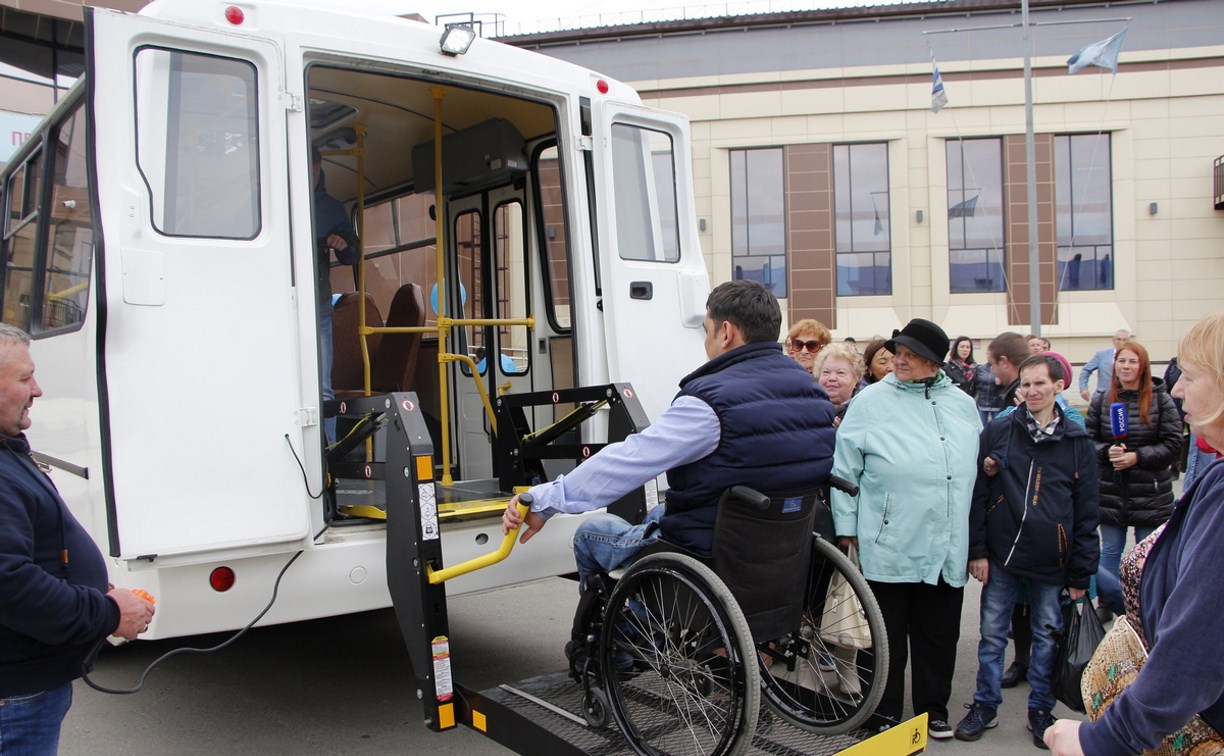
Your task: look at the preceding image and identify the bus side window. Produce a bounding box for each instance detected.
[2,148,42,331]
[42,103,93,333]
[134,48,260,239]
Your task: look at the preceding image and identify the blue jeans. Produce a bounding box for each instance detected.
[320,304,336,445]
[974,565,1063,713]
[573,505,665,588]
[1098,523,1156,581]
[0,683,72,756]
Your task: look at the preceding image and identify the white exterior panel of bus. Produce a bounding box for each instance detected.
[6,0,706,639]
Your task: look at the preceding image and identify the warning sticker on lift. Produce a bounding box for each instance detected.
[419,483,439,540]
[432,636,453,701]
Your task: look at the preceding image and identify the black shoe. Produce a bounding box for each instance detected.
[928,718,954,740]
[954,702,998,742]
[1001,660,1028,688]
[1028,708,1056,749]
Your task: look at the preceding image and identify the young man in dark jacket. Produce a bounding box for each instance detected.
[0,324,154,753]
[955,355,1100,747]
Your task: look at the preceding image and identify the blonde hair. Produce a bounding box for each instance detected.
[785,318,832,347]
[1179,311,1224,427]
[814,342,866,383]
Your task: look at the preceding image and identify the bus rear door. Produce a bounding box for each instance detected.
[88,8,309,562]
[590,104,707,424]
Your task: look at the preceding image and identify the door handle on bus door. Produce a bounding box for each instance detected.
[630,281,653,300]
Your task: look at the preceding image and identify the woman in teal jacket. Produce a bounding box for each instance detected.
[831,318,981,738]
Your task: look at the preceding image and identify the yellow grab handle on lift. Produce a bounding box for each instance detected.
[426,494,533,584]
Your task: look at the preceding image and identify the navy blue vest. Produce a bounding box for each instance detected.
[660,342,837,554]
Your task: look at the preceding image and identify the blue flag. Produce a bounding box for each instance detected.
[931,63,949,113]
[1067,30,1127,74]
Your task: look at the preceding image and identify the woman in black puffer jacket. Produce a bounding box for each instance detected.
[1086,340,1182,584]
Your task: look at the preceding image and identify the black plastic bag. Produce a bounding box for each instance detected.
[1052,598,1107,713]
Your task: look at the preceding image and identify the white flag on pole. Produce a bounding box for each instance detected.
[1067,29,1127,74]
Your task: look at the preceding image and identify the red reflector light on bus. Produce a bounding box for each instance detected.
[224,6,245,25]
[596,79,610,94]
[210,566,236,592]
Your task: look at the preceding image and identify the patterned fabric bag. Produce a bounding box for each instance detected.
[1082,616,1224,755]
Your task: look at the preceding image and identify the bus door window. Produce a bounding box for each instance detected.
[491,199,527,376]
[454,209,481,374]
[609,124,679,264]
[134,48,260,239]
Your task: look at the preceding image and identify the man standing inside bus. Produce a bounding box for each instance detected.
[0,324,154,753]
[313,146,359,444]
[502,280,837,660]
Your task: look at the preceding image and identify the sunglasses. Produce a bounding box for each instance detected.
[790,339,825,353]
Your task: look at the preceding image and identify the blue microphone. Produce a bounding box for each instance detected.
[1110,402,1129,441]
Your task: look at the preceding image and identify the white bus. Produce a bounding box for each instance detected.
[1,0,709,639]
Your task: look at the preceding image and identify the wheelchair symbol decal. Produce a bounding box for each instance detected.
[552,392,560,403]
[401,399,415,412]
[581,446,591,458]
[624,388,634,399]
[339,401,347,414]
[364,464,373,479]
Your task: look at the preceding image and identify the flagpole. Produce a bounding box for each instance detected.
[1023,0,1041,337]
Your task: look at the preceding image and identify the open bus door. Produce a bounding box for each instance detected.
[87,8,310,562]
[589,104,708,426]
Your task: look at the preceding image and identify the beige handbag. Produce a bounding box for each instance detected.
[818,544,872,650]
[1082,616,1224,755]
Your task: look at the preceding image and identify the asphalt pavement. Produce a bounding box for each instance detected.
[62,567,1104,756]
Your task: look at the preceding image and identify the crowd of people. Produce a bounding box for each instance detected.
[505,285,1219,754]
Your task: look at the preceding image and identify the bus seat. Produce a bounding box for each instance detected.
[370,283,426,392]
[332,292,384,395]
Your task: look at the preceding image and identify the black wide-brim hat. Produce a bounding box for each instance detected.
[886,318,949,365]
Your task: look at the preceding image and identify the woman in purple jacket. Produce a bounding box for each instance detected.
[1045,312,1224,753]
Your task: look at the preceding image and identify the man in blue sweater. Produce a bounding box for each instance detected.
[0,324,154,754]
[956,354,1100,747]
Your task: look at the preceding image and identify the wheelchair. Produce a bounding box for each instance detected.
[569,480,889,756]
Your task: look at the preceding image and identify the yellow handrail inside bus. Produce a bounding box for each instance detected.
[426,497,530,584]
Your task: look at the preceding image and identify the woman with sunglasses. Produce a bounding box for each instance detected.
[785,319,832,376]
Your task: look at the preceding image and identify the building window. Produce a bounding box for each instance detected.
[834,143,890,296]
[730,148,786,297]
[947,138,1005,293]
[1056,134,1113,291]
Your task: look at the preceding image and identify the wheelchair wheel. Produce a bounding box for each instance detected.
[757,536,888,734]
[601,553,759,756]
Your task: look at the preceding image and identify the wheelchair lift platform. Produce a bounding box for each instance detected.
[459,670,928,756]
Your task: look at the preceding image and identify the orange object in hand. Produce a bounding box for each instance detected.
[131,589,156,605]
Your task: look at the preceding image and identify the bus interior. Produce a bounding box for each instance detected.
[306,62,587,527]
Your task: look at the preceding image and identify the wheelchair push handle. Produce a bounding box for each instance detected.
[828,475,859,498]
[426,493,533,585]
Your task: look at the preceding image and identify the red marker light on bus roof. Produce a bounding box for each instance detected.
[596,79,610,94]
[224,6,245,25]
[210,566,236,592]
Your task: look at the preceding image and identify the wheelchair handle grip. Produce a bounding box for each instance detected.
[426,493,533,585]
[828,475,859,498]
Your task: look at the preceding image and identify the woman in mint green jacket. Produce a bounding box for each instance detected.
[831,319,981,738]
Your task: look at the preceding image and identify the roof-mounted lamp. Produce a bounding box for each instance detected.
[440,26,476,56]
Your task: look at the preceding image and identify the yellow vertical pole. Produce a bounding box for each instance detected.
[432,87,453,486]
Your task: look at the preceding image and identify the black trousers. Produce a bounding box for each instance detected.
[868,577,964,725]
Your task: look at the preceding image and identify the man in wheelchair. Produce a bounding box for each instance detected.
[502,279,837,667]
